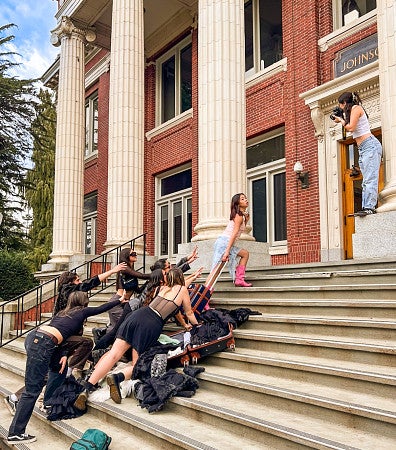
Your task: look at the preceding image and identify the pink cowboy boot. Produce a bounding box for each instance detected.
[234,265,252,287]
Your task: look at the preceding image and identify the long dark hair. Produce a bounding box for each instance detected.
[57,291,89,317]
[142,269,164,306]
[58,271,78,292]
[119,247,133,267]
[338,91,367,125]
[230,193,245,220]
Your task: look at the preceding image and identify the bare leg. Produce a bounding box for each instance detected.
[237,248,249,266]
[88,339,131,385]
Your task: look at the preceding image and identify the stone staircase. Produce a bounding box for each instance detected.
[0,260,396,449]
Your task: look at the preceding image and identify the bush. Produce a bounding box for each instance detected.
[0,250,38,301]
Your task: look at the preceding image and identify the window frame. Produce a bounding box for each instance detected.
[155,35,193,127]
[155,164,193,258]
[333,0,377,30]
[85,92,98,159]
[244,0,283,77]
[83,192,98,255]
[246,130,287,250]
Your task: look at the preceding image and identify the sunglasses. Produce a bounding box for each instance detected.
[130,252,137,257]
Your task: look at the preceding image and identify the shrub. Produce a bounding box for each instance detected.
[0,250,38,301]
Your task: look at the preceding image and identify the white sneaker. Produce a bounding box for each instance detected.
[7,433,37,444]
[4,396,18,415]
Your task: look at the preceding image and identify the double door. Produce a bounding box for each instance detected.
[342,134,383,259]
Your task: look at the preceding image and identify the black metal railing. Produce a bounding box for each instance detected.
[0,233,147,348]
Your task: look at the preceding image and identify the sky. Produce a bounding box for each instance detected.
[0,0,59,79]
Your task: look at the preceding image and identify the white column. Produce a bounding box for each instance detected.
[104,0,145,248]
[48,17,88,264]
[193,0,247,241]
[376,0,396,212]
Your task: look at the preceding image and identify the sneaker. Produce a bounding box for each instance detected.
[107,374,122,404]
[73,390,88,411]
[6,433,37,444]
[4,395,18,415]
[92,327,107,344]
[355,208,376,216]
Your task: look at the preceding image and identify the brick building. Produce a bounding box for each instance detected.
[42,0,396,272]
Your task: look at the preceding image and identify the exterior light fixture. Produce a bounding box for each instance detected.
[293,161,309,189]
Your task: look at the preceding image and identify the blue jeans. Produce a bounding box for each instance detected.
[8,331,57,436]
[358,135,382,210]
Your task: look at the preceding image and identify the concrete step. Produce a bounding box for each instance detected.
[169,386,396,450]
[211,347,396,387]
[212,284,396,300]
[242,315,396,340]
[196,366,396,424]
[233,330,396,367]
[211,298,396,318]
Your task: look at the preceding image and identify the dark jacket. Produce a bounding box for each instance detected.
[53,275,101,316]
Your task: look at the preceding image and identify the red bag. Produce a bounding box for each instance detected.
[186,261,226,319]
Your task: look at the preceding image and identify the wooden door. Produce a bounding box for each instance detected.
[342,134,384,259]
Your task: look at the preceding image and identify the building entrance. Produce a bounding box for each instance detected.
[342,132,383,259]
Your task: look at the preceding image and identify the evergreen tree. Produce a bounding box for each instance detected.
[25,88,56,271]
[0,23,38,250]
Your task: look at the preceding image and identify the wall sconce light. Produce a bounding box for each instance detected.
[293,161,309,189]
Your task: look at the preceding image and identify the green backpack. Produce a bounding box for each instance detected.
[70,428,111,450]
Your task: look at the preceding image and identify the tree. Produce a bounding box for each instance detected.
[0,23,38,250]
[0,249,37,300]
[25,88,56,271]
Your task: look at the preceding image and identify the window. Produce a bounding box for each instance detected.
[156,167,192,257]
[245,0,283,76]
[247,133,286,246]
[85,93,98,157]
[335,0,376,28]
[157,37,192,125]
[83,193,97,254]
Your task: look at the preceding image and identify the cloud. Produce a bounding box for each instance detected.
[0,0,58,79]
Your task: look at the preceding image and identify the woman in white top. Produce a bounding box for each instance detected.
[333,91,382,216]
[211,193,252,287]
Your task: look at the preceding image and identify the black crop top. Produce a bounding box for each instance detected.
[149,286,182,322]
[49,299,120,341]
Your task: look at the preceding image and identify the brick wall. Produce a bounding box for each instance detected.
[82,2,376,265]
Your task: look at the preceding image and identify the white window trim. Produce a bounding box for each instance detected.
[83,214,97,255]
[245,0,283,78]
[247,130,287,252]
[146,108,193,141]
[246,57,287,89]
[155,35,192,127]
[319,7,376,52]
[85,93,98,159]
[155,164,192,258]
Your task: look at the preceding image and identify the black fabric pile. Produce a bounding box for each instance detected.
[189,307,261,346]
[134,366,204,413]
[46,376,86,421]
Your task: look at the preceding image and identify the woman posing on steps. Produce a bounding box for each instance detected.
[74,267,199,407]
[211,193,252,287]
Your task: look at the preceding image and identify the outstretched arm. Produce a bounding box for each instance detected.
[98,262,128,282]
[180,286,199,326]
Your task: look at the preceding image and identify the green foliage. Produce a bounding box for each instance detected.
[0,23,38,251]
[0,250,38,301]
[25,88,56,271]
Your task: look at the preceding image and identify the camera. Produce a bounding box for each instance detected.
[330,106,344,121]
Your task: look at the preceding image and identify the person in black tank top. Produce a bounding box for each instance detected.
[74,268,199,407]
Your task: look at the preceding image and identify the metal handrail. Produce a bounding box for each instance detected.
[0,233,147,347]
